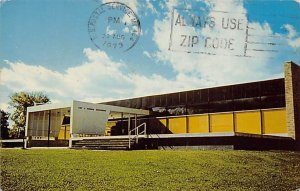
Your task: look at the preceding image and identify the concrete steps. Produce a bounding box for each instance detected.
[71,138,139,150]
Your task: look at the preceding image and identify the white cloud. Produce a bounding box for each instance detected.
[288,38,300,48]
[123,27,129,33]
[166,0,179,11]
[185,3,192,9]
[208,0,246,13]
[157,0,179,17]
[106,26,116,35]
[284,24,300,48]
[0,102,9,111]
[1,49,132,101]
[146,0,158,15]
[1,48,201,107]
[284,24,297,38]
[143,51,151,58]
[0,0,11,6]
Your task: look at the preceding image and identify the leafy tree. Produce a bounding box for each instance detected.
[9,92,50,138]
[0,110,10,139]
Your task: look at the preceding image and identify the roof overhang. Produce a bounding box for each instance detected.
[27,100,150,116]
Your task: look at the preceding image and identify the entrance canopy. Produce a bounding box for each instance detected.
[26,100,149,139]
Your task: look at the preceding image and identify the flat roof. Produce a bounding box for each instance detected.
[27,100,149,115]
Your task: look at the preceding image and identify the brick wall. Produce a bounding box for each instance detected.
[284,61,300,150]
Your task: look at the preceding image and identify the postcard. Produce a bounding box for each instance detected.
[0,1,300,190]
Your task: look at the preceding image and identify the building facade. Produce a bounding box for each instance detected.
[24,61,300,150]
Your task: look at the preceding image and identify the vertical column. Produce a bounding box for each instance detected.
[69,105,74,148]
[260,109,264,135]
[208,113,211,133]
[233,112,236,133]
[186,115,189,134]
[47,110,51,147]
[64,125,67,140]
[24,111,30,148]
[121,112,124,134]
[135,114,137,135]
[128,114,131,148]
[284,61,300,150]
[185,102,189,134]
[128,114,131,135]
[43,111,46,137]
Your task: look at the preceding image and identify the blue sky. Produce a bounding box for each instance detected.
[1,0,300,115]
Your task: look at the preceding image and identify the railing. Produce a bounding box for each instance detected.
[128,122,147,149]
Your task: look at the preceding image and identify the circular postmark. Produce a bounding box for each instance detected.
[88,2,141,52]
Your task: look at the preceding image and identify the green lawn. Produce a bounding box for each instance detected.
[1,149,300,191]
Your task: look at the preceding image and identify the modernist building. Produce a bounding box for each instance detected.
[24,61,300,150]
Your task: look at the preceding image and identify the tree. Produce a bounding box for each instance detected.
[0,110,10,139]
[9,92,50,138]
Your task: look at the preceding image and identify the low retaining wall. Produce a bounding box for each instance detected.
[144,135,295,150]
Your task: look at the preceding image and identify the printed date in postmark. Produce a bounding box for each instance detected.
[88,2,141,52]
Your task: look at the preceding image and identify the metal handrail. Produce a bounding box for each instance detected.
[128,122,146,149]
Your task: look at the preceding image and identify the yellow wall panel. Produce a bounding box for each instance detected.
[107,121,117,127]
[58,125,70,140]
[169,117,186,134]
[210,113,234,132]
[263,109,287,134]
[105,121,117,136]
[236,111,261,134]
[159,118,167,127]
[188,115,209,133]
[157,118,168,133]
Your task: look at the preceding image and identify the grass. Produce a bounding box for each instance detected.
[0,149,300,191]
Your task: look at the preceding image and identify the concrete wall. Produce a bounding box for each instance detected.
[285,61,300,150]
[72,101,110,135]
[145,136,294,151]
